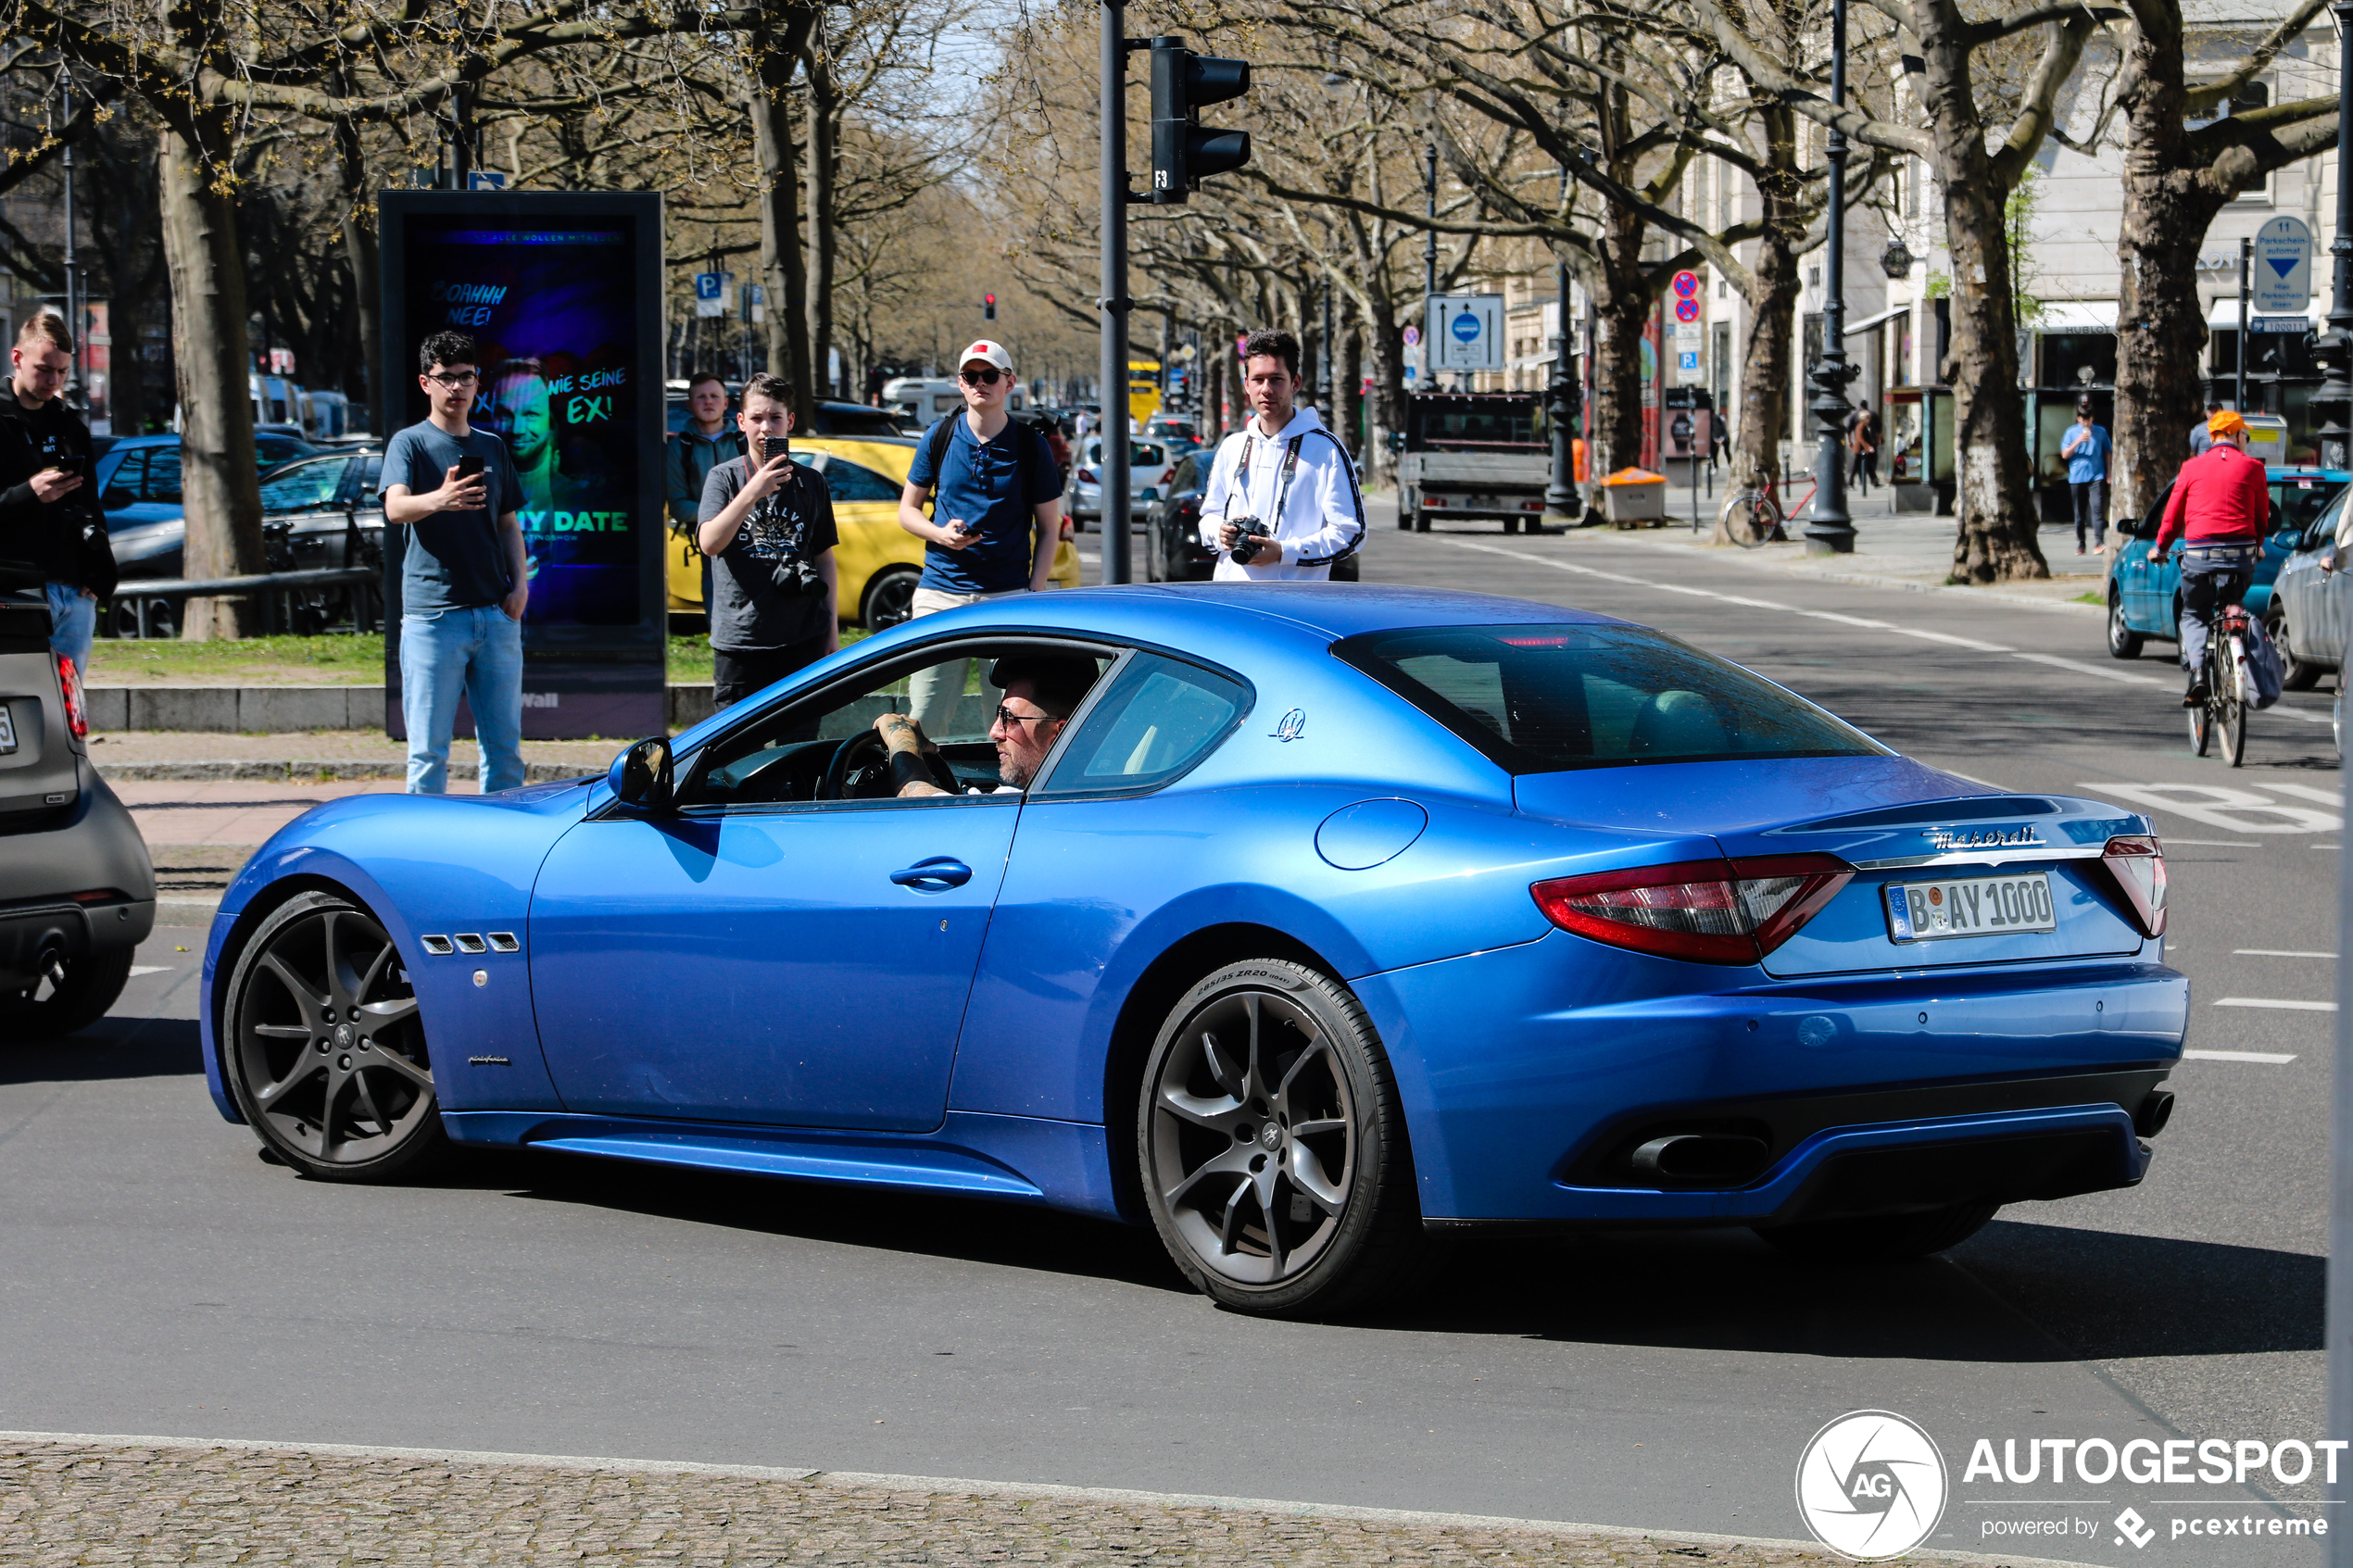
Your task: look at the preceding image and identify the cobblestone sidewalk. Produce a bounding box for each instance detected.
[0,1439,2036,1568]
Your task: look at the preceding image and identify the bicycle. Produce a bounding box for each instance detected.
[2187,603,2254,767]
[1718,470,1816,548]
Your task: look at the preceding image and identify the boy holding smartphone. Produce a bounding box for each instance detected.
[0,311,111,678]
[378,330,529,796]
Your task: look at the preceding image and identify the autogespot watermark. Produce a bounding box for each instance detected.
[1796,1410,2336,1559]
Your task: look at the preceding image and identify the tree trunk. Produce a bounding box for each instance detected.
[749,12,817,420]
[158,120,264,638]
[336,115,382,421]
[804,41,838,401]
[1731,248,1799,502]
[1364,290,1408,488]
[1205,335,1227,443]
[2111,6,2217,527]
[1340,326,1364,460]
[1591,195,1650,487]
[1940,173,2047,580]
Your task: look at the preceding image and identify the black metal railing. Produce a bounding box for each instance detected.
[106,567,380,639]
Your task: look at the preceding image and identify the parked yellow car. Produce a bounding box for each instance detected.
[665,434,1079,628]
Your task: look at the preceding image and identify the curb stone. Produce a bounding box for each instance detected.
[0,1431,2103,1568]
[96,759,596,784]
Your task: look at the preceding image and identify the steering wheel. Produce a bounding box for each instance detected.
[820,730,959,799]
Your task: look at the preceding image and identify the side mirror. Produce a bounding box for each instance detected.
[609,736,673,813]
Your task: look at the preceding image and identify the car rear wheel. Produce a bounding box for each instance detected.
[0,947,133,1043]
[1754,1200,1999,1263]
[223,890,448,1183]
[1139,960,1424,1317]
[860,566,920,632]
[2107,587,2143,659]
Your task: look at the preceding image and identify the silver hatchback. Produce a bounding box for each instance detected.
[2266,486,2350,690]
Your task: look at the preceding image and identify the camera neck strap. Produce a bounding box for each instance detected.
[1237,431,1307,527]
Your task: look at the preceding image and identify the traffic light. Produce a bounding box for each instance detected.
[1149,36,1251,204]
[984,293,997,320]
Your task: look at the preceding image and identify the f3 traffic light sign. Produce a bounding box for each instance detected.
[1149,36,1250,203]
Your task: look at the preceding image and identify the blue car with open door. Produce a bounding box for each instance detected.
[198,585,2185,1317]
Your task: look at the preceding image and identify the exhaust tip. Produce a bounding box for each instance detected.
[1630,1132,1771,1185]
[2135,1088,2175,1138]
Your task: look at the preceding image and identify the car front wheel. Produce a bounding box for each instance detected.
[2107,586,2144,659]
[223,890,448,1182]
[1139,960,1424,1317]
[861,566,920,632]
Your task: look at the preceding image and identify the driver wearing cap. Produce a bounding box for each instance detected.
[870,656,1096,797]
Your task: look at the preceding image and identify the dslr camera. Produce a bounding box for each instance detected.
[1227,516,1272,565]
[771,556,828,598]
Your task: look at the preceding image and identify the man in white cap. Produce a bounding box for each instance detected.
[896,338,1065,732]
[1197,327,1364,581]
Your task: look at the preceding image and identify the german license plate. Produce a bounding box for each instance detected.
[1885,872,2057,941]
[0,704,15,754]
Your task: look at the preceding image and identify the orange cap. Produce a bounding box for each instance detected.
[2208,409,2247,439]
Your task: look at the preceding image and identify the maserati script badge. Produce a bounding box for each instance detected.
[1924,826,2042,851]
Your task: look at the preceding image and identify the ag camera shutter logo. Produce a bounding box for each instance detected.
[1795,1410,1948,1561]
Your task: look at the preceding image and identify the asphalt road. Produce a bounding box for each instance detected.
[2,513,2334,1566]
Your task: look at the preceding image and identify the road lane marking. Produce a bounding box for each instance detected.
[2010,652,2170,685]
[2183,1048,2301,1063]
[2085,783,2340,834]
[2212,997,2337,1010]
[2165,838,2261,847]
[2269,783,2345,806]
[126,965,173,977]
[2235,948,2338,958]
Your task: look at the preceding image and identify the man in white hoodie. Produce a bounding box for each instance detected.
[1197,328,1365,581]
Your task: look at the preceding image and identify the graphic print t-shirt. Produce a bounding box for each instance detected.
[698,453,840,651]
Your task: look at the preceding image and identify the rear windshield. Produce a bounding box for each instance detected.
[1335,623,1888,773]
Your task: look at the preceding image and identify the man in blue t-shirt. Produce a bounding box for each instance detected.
[895,338,1063,734]
[2060,397,2111,556]
[379,329,530,795]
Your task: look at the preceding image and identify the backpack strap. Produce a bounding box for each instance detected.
[921,415,958,499]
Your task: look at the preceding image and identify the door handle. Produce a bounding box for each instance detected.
[890,857,972,890]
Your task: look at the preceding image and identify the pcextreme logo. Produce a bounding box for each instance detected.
[1794,1410,1949,1562]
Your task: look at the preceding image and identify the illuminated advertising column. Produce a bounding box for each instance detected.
[378,191,665,742]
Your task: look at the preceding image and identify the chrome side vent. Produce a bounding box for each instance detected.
[453,934,487,954]
[420,935,454,955]
[487,932,520,953]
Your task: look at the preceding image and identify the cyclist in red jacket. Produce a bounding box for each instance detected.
[2154,408,2270,706]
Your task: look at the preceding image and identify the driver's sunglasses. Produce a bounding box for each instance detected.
[991,704,1055,731]
[959,368,1005,386]
[425,370,481,388]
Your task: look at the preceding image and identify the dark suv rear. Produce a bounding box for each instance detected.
[0,595,155,1038]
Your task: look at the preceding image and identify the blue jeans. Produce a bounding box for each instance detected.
[399,606,524,795]
[45,582,95,680]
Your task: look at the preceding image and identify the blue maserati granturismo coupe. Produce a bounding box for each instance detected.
[198,585,2183,1316]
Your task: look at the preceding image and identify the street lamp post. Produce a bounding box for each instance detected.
[57,77,82,410]
[1805,0,1857,555]
[1544,164,1581,524]
[1424,144,1440,390]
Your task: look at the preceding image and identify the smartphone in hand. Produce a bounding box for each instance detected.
[456,455,486,481]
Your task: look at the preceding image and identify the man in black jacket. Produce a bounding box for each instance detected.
[0,311,110,675]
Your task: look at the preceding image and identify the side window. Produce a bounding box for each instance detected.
[684,644,1111,809]
[144,447,182,505]
[260,457,352,514]
[1038,653,1250,797]
[1168,456,1197,492]
[353,456,384,503]
[102,450,145,509]
[819,458,901,504]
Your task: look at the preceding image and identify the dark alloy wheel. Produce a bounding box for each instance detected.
[224,891,448,1182]
[2107,586,2144,659]
[2269,601,2323,691]
[1139,960,1423,1317]
[1,947,132,1042]
[1755,1200,1999,1262]
[861,566,920,632]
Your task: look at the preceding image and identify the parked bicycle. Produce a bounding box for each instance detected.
[1718,470,1814,548]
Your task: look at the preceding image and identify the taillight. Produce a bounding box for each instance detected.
[2101,835,2168,936]
[56,653,87,740]
[1077,467,1098,483]
[1530,855,1854,965]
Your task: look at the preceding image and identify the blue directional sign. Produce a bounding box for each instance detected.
[695,272,724,301]
[2253,217,2313,315]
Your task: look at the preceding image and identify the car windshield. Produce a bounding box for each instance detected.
[1335,622,1888,773]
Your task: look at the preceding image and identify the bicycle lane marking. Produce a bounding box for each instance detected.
[1432,538,2315,695]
